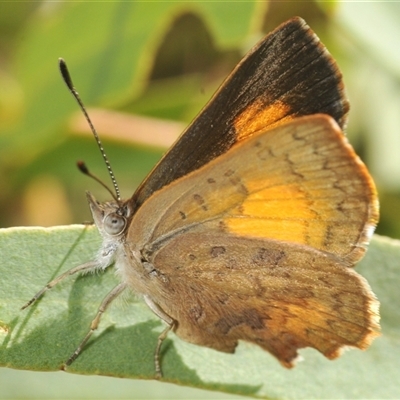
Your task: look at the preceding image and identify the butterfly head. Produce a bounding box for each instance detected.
[86,191,133,239]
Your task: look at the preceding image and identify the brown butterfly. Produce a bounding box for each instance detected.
[23,17,380,377]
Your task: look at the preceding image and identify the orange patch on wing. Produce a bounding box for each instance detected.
[240,184,312,219]
[234,99,293,140]
[224,183,331,248]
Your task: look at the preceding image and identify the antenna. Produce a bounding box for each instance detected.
[77,161,117,200]
[58,58,121,202]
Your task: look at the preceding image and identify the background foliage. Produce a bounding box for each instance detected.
[1,1,400,399]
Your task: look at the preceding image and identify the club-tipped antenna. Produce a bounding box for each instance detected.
[59,58,121,202]
[77,161,117,200]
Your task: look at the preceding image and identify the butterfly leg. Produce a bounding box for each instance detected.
[21,260,98,310]
[143,294,175,378]
[64,282,127,368]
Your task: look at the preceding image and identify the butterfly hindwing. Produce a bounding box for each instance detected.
[145,231,379,367]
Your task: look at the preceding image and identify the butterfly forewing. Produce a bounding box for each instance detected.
[129,115,377,263]
[131,17,349,210]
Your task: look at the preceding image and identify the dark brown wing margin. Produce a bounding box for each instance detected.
[131,17,349,211]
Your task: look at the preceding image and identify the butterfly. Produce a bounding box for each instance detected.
[23,16,380,377]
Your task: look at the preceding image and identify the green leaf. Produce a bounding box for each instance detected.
[0,227,399,399]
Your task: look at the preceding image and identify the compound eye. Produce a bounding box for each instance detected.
[104,213,126,236]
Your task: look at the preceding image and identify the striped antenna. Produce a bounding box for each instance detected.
[58,58,121,202]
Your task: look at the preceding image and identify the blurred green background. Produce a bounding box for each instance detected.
[1,1,399,399]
